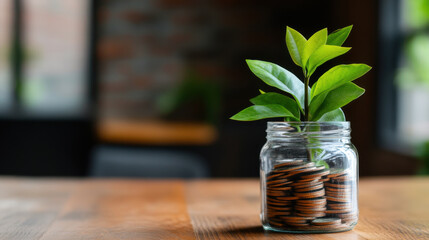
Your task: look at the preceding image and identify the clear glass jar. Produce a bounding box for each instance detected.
[260,122,358,233]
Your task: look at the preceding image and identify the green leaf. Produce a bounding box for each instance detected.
[230,104,299,121]
[309,83,365,121]
[302,28,328,67]
[259,89,266,94]
[286,26,307,67]
[246,59,307,111]
[311,64,372,98]
[250,92,300,118]
[306,45,351,77]
[327,25,353,46]
[318,108,345,121]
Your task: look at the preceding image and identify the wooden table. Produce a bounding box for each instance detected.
[1,177,428,239]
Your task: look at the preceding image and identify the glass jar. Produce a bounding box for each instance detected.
[260,122,358,233]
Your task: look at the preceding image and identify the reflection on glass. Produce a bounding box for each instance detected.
[23,0,88,113]
[0,0,12,110]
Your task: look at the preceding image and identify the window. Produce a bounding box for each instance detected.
[396,0,429,144]
[0,1,13,109]
[0,0,91,116]
[378,0,429,151]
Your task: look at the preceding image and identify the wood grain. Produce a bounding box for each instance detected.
[0,177,428,239]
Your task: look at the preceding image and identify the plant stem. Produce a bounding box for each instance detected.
[304,76,310,121]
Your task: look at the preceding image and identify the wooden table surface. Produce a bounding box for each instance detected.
[1,177,428,240]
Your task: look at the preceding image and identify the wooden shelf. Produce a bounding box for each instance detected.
[97,119,217,145]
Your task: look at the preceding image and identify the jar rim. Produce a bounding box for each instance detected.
[266,121,351,139]
[267,121,350,127]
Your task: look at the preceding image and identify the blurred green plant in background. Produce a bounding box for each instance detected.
[396,0,429,89]
[396,0,429,175]
[157,70,221,124]
[417,141,429,175]
[396,35,429,89]
[404,0,429,29]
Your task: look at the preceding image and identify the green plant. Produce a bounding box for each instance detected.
[417,141,429,175]
[231,26,371,122]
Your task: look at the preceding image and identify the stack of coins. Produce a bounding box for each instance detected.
[324,170,357,223]
[264,160,356,231]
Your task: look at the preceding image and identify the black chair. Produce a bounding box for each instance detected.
[90,145,209,178]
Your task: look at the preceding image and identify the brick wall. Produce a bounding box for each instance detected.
[97,0,336,121]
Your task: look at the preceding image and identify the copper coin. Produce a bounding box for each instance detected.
[276,196,299,200]
[325,187,351,192]
[286,222,310,227]
[274,160,304,169]
[297,208,327,214]
[273,164,308,173]
[266,191,288,197]
[295,205,327,211]
[266,172,286,180]
[311,217,341,226]
[267,179,292,185]
[326,196,349,202]
[332,175,353,181]
[294,189,325,198]
[296,212,326,218]
[267,205,294,211]
[267,201,292,207]
[326,189,352,195]
[296,197,326,205]
[292,179,323,187]
[336,212,358,218]
[268,221,284,227]
[267,211,292,217]
[279,216,313,222]
[325,209,352,214]
[324,183,350,189]
[267,199,294,205]
[325,192,351,198]
[296,203,327,209]
[268,186,292,191]
[328,203,353,210]
[268,182,292,188]
[294,181,324,189]
[294,184,324,192]
[266,197,290,203]
[327,169,349,178]
[301,170,330,179]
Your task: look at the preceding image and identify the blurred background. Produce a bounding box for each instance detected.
[0,0,427,178]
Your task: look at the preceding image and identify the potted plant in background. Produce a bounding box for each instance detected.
[231,26,371,233]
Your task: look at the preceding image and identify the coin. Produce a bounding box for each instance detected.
[296,197,326,205]
[327,169,349,178]
[265,164,355,231]
[267,179,293,185]
[294,188,325,198]
[294,184,324,192]
[267,201,292,207]
[274,160,305,169]
[279,216,313,222]
[324,182,350,189]
[266,172,286,180]
[311,217,341,226]
[300,169,330,179]
[326,196,349,203]
[291,179,323,187]
[266,190,288,197]
[325,209,351,214]
[296,212,326,218]
[273,164,308,173]
[276,196,299,201]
